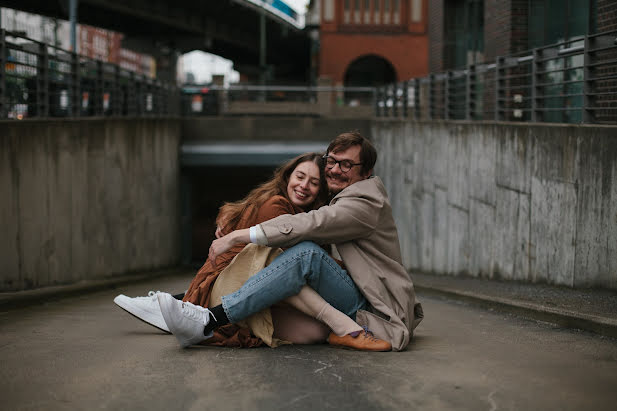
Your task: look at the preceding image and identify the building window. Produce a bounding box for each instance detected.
[528,0,594,48]
[355,0,361,24]
[324,0,335,21]
[393,0,400,24]
[344,0,350,23]
[527,0,596,124]
[444,0,484,69]
[384,0,390,24]
[411,0,422,23]
[364,0,371,24]
[375,0,381,24]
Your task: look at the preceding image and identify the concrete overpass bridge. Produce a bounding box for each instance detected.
[0,0,310,82]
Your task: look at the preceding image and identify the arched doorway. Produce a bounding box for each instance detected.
[344,55,397,87]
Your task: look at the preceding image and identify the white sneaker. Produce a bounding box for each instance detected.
[114,291,170,333]
[157,292,215,348]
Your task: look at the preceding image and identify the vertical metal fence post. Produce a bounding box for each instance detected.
[392,83,398,117]
[582,35,593,124]
[531,48,540,123]
[157,81,163,115]
[402,80,408,118]
[428,74,434,120]
[373,87,379,117]
[71,51,80,117]
[0,29,6,118]
[495,57,502,121]
[466,65,473,120]
[445,71,451,120]
[112,64,120,116]
[95,60,103,116]
[129,71,137,116]
[383,86,389,117]
[37,42,49,117]
[383,85,388,117]
[414,78,420,120]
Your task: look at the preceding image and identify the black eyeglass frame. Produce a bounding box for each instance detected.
[322,155,363,173]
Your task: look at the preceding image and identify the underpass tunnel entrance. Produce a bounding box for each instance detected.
[183,166,275,265]
[180,141,328,265]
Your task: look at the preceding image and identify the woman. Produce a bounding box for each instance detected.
[180,152,372,348]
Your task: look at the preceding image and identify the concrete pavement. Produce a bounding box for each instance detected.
[1,271,617,410]
[413,272,617,339]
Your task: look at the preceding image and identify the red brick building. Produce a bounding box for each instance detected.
[315,0,429,86]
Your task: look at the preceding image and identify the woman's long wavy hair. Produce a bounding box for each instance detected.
[216,152,328,234]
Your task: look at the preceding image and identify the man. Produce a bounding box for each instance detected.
[157,131,423,351]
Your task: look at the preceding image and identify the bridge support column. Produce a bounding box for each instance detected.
[153,50,179,84]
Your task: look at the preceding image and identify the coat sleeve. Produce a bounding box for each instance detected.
[259,191,384,248]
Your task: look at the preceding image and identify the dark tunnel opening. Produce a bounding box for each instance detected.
[183,165,277,265]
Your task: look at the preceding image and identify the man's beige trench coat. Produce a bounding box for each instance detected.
[259,176,424,351]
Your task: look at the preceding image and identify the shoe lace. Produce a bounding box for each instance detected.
[180,302,217,325]
[132,291,161,302]
[361,325,380,342]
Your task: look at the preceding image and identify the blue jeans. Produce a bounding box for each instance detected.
[221,241,367,323]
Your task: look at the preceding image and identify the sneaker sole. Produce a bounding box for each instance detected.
[114,296,171,334]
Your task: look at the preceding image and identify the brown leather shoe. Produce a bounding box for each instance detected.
[327,329,392,352]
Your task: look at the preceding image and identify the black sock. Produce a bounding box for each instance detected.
[172,293,185,300]
[204,304,229,335]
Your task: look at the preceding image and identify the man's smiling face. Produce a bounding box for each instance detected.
[325,144,371,194]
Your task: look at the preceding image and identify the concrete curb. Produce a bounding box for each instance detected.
[416,285,617,339]
[0,267,191,311]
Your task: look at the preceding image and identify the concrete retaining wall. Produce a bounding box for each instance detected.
[372,120,617,289]
[182,116,373,142]
[0,119,182,291]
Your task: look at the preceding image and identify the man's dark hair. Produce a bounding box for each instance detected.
[327,131,377,176]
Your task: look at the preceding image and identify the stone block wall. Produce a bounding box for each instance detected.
[372,120,617,289]
[0,119,182,291]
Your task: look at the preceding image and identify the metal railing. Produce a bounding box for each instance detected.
[3,28,615,124]
[0,29,179,119]
[180,84,376,117]
[377,30,617,124]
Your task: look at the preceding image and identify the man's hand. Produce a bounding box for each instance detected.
[207,228,251,268]
[215,225,224,239]
[208,235,235,267]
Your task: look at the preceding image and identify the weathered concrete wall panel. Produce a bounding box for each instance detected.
[496,126,533,193]
[469,128,497,206]
[574,131,617,288]
[447,206,469,275]
[447,126,470,210]
[432,187,449,274]
[530,177,577,286]
[0,119,181,291]
[469,200,495,278]
[494,187,530,282]
[0,131,20,287]
[373,120,617,289]
[183,117,372,143]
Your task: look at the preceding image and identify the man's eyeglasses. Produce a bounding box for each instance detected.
[322,155,363,173]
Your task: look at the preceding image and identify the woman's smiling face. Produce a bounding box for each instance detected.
[287,161,322,209]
